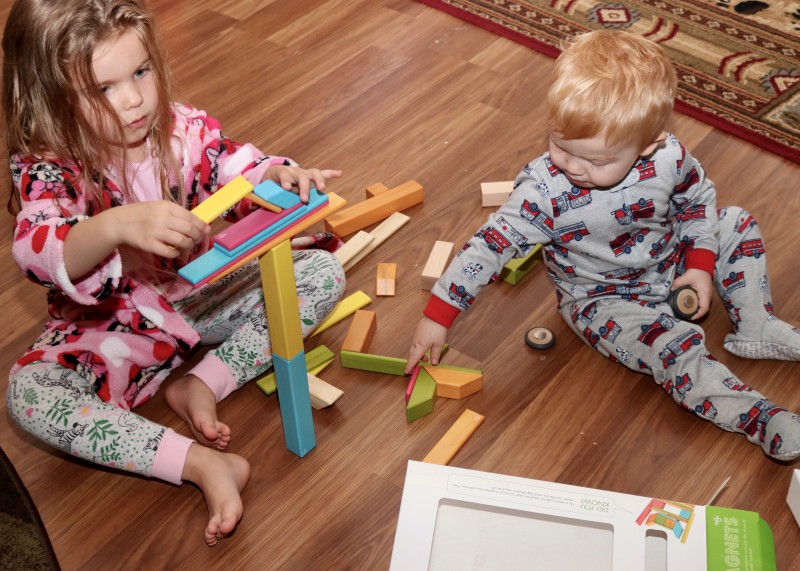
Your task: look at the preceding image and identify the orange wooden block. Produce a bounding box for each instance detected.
[376,263,396,296]
[341,309,377,353]
[424,364,483,399]
[366,182,389,198]
[324,180,423,237]
[422,409,484,465]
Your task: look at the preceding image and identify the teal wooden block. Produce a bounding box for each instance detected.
[406,366,436,422]
[340,350,408,375]
[273,352,316,457]
[254,179,302,209]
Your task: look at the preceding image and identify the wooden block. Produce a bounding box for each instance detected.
[256,345,335,395]
[334,231,375,267]
[424,364,483,399]
[260,240,304,360]
[481,180,514,207]
[214,201,302,251]
[366,182,389,198]
[376,262,397,296]
[180,191,346,286]
[422,409,484,465]
[253,179,302,209]
[405,365,420,405]
[500,244,542,286]
[406,367,436,422]
[421,240,454,290]
[340,350,407,376]
[191,176,254,224]
[324,180,423,237]
[307,372,343,410]
[343,212,410,271]
[312,290,372,336]
[246,192,282,213]
[341,309,377,353]
[788,469,800,528]
[273,352,315,457]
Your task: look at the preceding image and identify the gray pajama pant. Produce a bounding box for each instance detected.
[560,206,797,457]
[6,249,345,480]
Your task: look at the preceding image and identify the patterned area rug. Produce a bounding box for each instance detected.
[416,0,800,163]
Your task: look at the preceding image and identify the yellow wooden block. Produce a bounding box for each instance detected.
[324,180,423,237]
[191,176,254,224]
[260,240,304,360]
[208,192,346,284]
[341,309,377,353]
[312,290,372,336]
[424,365,483,399]
[376,262,396,296]
[422,409,484,465]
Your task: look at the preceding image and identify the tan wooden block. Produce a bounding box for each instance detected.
[481,180,514,207]
[341,309,378,353]
[376,262,397,296]
[343,212,410,271]
[307,373,343,410]
[421,240,454,290]
[424,365,483,399]
[334,231,375,267]
[422,409,484,465]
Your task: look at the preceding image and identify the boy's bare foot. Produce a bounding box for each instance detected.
[182,444,251,546]
[166,374,232,450]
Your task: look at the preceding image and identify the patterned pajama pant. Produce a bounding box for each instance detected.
[560,207,800,459]
[6,249,345,478]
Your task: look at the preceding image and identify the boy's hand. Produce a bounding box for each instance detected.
[265,165,343,203]
[406,316,449,375]
[672,268,713,320]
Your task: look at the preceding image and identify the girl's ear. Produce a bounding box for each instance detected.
[640,131,668,158]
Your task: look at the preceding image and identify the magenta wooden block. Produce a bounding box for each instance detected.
[214,202,303,251]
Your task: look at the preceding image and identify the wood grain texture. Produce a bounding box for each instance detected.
[1,1,799,569]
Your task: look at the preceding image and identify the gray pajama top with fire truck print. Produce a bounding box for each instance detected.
[428,133,718,323]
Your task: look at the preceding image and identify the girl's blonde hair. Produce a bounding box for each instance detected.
[2,0,181,215]
[547,30,677,151]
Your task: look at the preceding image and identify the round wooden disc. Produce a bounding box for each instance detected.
[525,327,555,350]
[669,285,699,319]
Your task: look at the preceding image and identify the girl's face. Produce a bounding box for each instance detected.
[84,29,158,158]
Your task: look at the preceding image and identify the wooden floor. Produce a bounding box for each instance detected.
[2,0,799,569]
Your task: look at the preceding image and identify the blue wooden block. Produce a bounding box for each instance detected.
[178,189,328,285]
[273,352,316,457]
[254,180,302,209]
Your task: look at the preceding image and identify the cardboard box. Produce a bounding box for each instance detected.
[788,469,800,528]
[391,461,776,570]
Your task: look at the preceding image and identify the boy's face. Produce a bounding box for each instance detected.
[548,133,651,189]
[82,29,158,158]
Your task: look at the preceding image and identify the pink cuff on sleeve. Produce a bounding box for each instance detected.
[684,248,716,276]
[151,428,193,485]
[423,295,462,328]
[188,353,238,402]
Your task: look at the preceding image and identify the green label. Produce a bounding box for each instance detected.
[705,506,776,571]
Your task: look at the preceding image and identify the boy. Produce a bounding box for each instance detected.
[406,30,800,461]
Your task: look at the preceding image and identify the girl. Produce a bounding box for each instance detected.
[2,0,346,546]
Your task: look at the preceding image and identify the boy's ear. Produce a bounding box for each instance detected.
[640,131,668,157]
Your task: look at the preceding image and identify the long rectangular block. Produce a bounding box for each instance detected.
[260,241,304,360]
[422,409,484,464]
[324,180,423,237]
[214,201,303,251]
[191,176,254,224]
[253,179,302,210]
[256,345,335,395]
[340,350,407,376]
[334,231,375,267]
[312,290,371,336]
[273,352,316,457]
[421,241,454,290]
[343,212,410,271]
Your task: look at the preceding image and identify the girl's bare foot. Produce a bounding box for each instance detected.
[166,375,232,450]
[182,444,251,546]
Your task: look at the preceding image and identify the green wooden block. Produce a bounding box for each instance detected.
[340,350,408,375]
[256,345,335,395]
[406,367,436,422]
[500,244,542,285]
[430,363,482,375]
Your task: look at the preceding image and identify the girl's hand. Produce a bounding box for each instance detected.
[265,165,342,203]
[113,201,210,259]
[405,316,449,375]
[672,268,714,320]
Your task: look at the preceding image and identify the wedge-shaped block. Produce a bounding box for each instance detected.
[256,345,334,395]
[421,241,454,290]
[423,409,484,465]
[341,309,377,353]
[340,350,407,376]
[273,352,316,457]
[324,180,423,237]
[307,373,343,410]
[253,179,302,209]
[260,241,304,360]
[406,366,436,422]
[500,244,542,286]
[191,176,254,224]
[424,364,483,399]
[343,212,410,271]
[376,262,397,296]
[312,290,372,336]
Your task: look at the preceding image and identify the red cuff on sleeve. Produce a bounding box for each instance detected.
[423,295,462,329]
[684,248,716,276]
